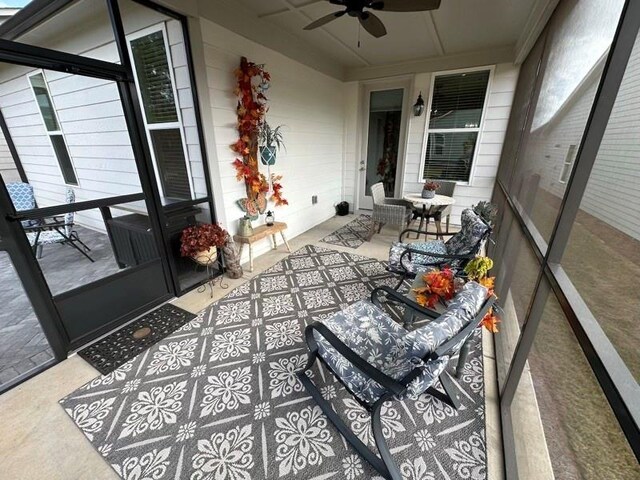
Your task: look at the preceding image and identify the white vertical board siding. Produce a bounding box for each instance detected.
[402,63,519,225]
[199,19,344,260]
[0,9,203,231]
[342,82,359,211]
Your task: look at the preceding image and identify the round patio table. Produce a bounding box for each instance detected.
[403,193,456,240]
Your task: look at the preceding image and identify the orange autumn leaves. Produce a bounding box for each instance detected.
[413,267,455,309]
[230,57,288,207]
[412,261,500,333]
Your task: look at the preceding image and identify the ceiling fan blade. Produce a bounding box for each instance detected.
[303,10,345,30]
[358,11,387,38]
[370,0,441,12]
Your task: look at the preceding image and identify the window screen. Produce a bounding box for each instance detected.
[50,135,78,185]
[29,73,59,131]
[150,129,190,199]
[424,70,490,182]
[28,72,77,185]
[130,31,178,125]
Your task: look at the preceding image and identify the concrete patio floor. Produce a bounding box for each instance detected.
[0,214,504,480]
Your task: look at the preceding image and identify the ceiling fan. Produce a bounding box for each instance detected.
[303,0,442,38]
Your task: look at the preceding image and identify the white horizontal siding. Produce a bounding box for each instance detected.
[528,35,640,241]
[199,18,344,262]
[399,63,519,225]
[0,12,206,232]
[0,130,20,183]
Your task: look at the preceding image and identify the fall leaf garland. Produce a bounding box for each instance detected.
[230,57,288,214]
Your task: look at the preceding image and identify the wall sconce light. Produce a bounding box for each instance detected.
[413,92,425,117]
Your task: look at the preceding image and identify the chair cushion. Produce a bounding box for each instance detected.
[445,209,490,259]
[314,282,488,403]
[26,229,66,246]
[6,182,39,228]
[313,300,412,404]
[400,281,488,398]
[388,241,448,274]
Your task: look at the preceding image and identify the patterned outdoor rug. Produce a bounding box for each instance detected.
[320,214,372,249]
[78,304,195,375]
[60,245,487,480]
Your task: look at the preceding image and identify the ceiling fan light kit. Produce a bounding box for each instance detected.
[304,0,442,38]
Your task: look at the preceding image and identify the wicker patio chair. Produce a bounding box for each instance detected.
[369,182,413,239]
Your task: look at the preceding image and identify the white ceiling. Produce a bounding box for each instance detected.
[231,0,541,70]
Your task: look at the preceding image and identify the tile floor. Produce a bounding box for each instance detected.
[0,214,503,480]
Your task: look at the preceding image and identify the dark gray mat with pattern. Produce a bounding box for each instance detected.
[320,214,372,249]
[60,245,487,480]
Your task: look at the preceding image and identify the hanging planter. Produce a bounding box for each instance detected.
[258,122,285,166]
[260,145,277,166]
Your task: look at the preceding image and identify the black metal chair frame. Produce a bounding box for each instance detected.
[390,224,493,290]
[24,216,94,262]
[297,286,496,480]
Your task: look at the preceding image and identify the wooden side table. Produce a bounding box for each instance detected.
[233,221,291,272]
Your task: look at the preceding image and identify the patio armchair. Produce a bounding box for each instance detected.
[297,281,495,480]
[388,208,492,289]
[8,184,94,262]
[370,182,413,239]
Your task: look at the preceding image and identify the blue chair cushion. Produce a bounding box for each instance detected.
[445,209,490,260]
[388,240,448,274]
[314,282,488,403]
[26,229,66,246]
[6,182,39,228]
[313,300,413,404]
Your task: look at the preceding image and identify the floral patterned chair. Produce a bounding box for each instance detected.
[297,281,495,480]
[388,208,492,289]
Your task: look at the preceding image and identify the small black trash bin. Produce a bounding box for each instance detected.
[335,201,349,216]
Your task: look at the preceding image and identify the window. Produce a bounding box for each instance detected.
[422,69,491,182]
[129,26,192,200]
[28,72,78,186]
[558,144,576,184]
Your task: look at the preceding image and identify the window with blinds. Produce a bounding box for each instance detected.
[28,72,78,186]
[423,70,490,182]
[129,27,192,200]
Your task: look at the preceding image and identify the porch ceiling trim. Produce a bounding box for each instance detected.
[345,45,516,82]
[0,0,73,40]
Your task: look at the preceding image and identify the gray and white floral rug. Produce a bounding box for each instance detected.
[320,215,372,249]
[60,245,487,480]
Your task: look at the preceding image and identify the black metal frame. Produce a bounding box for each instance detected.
[489,0,640,474]
[297,286,496,480]
[389,225,492,289]
[0,0,221,391]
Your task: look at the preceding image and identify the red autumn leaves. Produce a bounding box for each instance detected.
[231,57,288,207]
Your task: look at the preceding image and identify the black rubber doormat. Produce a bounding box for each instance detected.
[77,304,195,375]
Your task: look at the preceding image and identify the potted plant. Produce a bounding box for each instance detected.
[258,121,285,166]
[422,180,440,199]
[180,223,227,266]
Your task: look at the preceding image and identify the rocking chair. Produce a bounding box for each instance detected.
[297,281,495,480]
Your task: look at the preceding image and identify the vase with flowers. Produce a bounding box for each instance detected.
[180,223,227,266]
[422,180,440,199]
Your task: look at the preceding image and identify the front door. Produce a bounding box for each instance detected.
[358,84,409,210]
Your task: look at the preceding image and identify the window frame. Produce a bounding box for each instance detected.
[26,70,79,187]
[418,65,494,185]
[126,23,194,200]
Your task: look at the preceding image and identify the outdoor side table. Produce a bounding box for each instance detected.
[403,193,456,240]
[233,222,291,272]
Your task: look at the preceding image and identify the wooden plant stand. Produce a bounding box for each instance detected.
[233,222,291,272]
